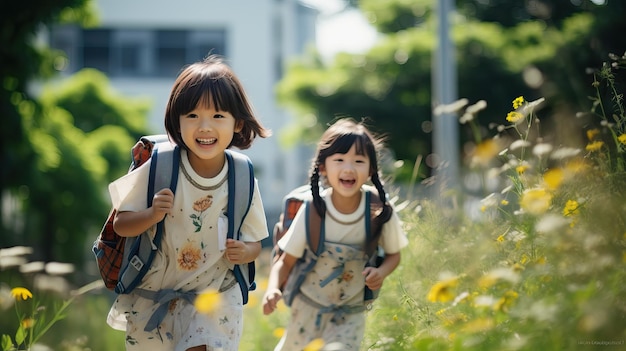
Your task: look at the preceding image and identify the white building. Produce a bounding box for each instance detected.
[49,0,319,234]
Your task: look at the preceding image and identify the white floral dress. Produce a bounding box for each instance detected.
[106,149,268,351]
[275,188,408,350]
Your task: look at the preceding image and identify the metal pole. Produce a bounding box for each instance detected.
[432,0,459,199]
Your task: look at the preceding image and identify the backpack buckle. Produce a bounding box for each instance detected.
[129,255,144,271]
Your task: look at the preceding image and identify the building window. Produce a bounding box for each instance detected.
[156,30,187,77]
[82,29,111,73]
[50,27,227,78]
[112,30,152,76]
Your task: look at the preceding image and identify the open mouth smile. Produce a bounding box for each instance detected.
[197,138,217,145]
[340,178,356,186]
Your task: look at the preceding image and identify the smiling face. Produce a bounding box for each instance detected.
[179,96,242,176]
[320,144,371,202]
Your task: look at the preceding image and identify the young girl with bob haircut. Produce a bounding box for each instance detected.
[106,55,271,351]
[263,118,408,350]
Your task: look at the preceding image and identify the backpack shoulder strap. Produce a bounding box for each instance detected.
[224,149,254,239]
[147,141,180,247]
[364,186,383,256]
[115,140,179,294]
[224,149,255,304]
[304,200,324,255]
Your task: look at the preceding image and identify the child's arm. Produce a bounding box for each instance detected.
[362,252,401,290]
[262,252,297,315]
[224,239,261,264]
[113,188,174,237]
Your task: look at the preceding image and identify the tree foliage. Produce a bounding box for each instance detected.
[277,0,626,181]
[0,1,152,266]
[4,70,150,265]
[0,0,96,194]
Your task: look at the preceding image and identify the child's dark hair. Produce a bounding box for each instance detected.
[164,54,271,150]
[310,118,393,234]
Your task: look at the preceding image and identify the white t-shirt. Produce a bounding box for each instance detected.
[278,187,408,258]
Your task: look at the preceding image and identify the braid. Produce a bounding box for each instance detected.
[310,163,326,217]
[371,172,393,225]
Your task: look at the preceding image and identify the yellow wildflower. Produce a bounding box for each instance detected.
[543,168,564,190]
[506,111,524,123]
[516,164,529,174]
[512,96,524,109]
[585,140,604,152]
[618,134,626,145]
[500,199,509,206]
[586,129,600,141]
[496,234,505,243]
[493,290,519,312]
[563,200,580,217]
[473,139,501,166]
[427,277,459,303]
[520,254,530,265]
[272,327,285,338]
[194,288,221,314]
[304,338,325,351]
[11,287,32,301]
[21,317,35,329]
[520,188,553,215]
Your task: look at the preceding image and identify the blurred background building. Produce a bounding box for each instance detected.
[47,0,319,230]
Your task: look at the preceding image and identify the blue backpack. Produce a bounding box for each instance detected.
[93,135,256,303]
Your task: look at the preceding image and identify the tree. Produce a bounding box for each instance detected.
[3,70,151,264]
[0,0,94,240]
[0,0,95,190]
[0,1,153,265]
[276,0,626,182]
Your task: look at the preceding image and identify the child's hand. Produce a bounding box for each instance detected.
[363,267,384,290]
[262,289,283,315]
[151,188,174,222]
[224,239,251,264]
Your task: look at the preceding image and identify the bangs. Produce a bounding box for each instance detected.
[323,130,375,161]
[173,65,241,116]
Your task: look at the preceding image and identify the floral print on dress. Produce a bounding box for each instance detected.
[177,242,202,271]
[340,271,354,283]
[190,195,213,232]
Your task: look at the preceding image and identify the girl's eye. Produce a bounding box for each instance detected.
[187,113,198,119]
[214,113,225,119]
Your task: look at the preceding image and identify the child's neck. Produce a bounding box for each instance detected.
[187,151,225,178]
[330,188,362,214]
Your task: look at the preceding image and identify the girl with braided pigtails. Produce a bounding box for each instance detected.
[263,118,408,350]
